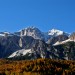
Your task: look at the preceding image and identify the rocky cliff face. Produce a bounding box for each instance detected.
[0,35,35,58]
[70,32,75,41]
[47,35,69,45]
[0,35,21,58]
[8,40,75,60]
[52,41,75,60]
[19,27,45,40]
[0,26,75,60]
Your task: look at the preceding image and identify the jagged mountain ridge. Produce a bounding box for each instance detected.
[14,26,69,40]
[0,26,75,60]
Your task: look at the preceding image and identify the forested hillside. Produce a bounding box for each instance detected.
[0,58,75,75]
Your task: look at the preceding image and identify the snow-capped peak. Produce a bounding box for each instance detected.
[0,32,11,36]
[4,32,10,34]
[48,29,64,36]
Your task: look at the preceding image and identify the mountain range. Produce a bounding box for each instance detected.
[0,26,75,60]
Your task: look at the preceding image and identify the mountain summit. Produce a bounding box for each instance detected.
[48,29,68,36]
[20,26,44,40]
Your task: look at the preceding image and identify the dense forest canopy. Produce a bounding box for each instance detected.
[0,58,75,75]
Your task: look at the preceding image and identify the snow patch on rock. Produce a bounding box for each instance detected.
[53,39,74,46]
[8,49,31,58]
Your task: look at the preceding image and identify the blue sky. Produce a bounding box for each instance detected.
[0,0,75,33]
